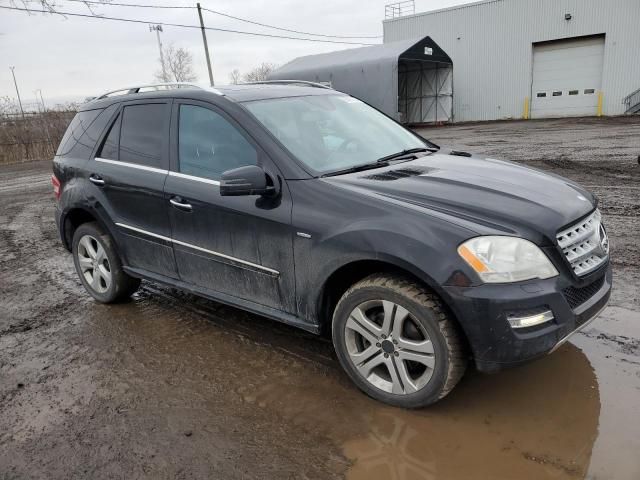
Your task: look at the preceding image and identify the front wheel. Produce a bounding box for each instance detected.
[72,222,140,303]
[332,274,467,408]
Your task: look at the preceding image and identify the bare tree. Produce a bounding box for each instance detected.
[13,0,108,15]
[228,69,241,85]
[0,96,76,164]
[154,45,197,83]
[242,63,278,83]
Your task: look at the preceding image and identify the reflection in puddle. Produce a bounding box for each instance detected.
[344,345,599,480]
[345,413,436,480]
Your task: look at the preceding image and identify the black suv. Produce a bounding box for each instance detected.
[53,82,611,407]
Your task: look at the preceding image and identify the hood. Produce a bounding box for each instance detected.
[323,153,596,243]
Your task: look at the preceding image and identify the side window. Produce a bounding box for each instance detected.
[178,104,258,180]
[97,113,121,159]
[56,109,102,157]
[119,104,168,168]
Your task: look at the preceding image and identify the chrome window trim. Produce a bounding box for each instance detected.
[95,157,169,175]
[115,222,279,276]
[168,171,221,186]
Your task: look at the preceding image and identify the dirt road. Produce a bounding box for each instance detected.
[1,117,639,479]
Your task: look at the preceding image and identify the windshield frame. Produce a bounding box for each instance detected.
[239,93,439,178]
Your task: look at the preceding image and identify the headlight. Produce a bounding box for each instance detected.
[458,236,558,283]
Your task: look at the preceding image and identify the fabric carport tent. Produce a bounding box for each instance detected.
[269,36,453,125]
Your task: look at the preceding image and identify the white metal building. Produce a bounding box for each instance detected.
[383,0,640,122]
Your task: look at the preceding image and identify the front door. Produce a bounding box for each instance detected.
[90,100,178,278]
[164,100,296,313]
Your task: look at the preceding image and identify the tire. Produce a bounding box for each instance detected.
[332,274,467,408]
[72,222,140,303]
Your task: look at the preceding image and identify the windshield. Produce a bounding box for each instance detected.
[243,94,429,174]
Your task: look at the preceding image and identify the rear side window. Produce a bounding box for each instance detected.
[119,104,168,168]
[97,113,121,160]
[56,109,103,157]
[178,104,257,180]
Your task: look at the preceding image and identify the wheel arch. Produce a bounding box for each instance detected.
[60,206,116,252]
[317,257,468,350]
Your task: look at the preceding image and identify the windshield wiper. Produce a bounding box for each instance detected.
[376,147,436,163]
[321,147,437,178]
[321,161,391,178]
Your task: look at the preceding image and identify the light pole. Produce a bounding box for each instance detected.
[9,66,25,121]
[149,24,168,82]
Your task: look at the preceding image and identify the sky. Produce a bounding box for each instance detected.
[0,0,471,107]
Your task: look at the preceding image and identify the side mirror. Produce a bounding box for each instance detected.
[220,165,277,197]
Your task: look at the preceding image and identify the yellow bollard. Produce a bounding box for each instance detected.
[523,97,530,120]
[597,91,604,117]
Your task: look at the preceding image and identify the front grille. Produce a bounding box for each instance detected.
[556,209,609,276]
[563,275,605,310]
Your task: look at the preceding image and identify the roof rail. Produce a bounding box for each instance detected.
[244,80,333,90]
[95,82,222,100]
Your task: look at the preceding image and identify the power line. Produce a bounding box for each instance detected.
[60,0,382,39]
[199,6,381,39]
[64,0,192,9]
[1,5,377,45]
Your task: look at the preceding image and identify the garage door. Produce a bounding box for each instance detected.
[531,36,605,118]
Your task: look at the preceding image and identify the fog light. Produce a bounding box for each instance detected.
[507,310,554,329]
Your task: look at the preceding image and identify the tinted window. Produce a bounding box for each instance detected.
[56,109,102,157]
[97,113,121,159]
[119,104,168,167]
[178,105,257,180]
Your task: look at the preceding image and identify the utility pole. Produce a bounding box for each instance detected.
[35,88,53,152]
[197,3,214,86]
[149,24,168,82]
[37,89,46,111]
[9,66,25,121]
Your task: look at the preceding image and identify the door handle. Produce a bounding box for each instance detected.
[89,174,105,186]
[169,196,193,212]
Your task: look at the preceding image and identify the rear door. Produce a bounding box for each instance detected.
[90,99,178,278]
[164,100,296,313]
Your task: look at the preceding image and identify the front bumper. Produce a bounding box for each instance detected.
[443,263,612,373]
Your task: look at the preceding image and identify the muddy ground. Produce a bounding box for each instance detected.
[1,117,639,480]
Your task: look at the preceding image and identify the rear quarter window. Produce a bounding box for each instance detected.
[56,105,117,159]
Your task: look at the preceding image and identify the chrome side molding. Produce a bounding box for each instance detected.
[115,222,279,277]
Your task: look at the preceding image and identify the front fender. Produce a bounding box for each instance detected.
[294,220,475,326]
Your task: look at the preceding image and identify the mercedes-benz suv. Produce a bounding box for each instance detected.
[53,82,611,408]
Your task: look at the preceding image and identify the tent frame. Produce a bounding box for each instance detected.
[398,59,454,125]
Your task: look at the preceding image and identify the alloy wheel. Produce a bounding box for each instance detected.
[344,299,435,394]
[77,234,112,293]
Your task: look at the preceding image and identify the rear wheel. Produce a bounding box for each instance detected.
[332,274,467,408]
[72,222,140,303]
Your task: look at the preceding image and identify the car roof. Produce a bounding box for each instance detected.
[80,84,342,111]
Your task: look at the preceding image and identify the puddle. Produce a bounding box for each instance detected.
[343,345,599,480]
[83,292,612,480]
